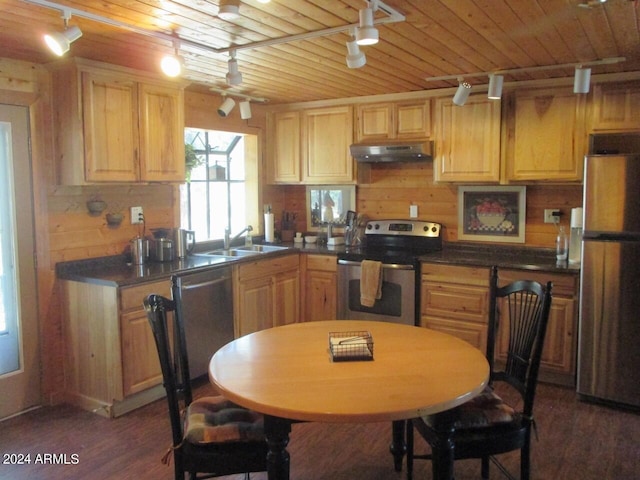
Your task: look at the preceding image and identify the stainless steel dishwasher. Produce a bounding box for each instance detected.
[172,266,234,380]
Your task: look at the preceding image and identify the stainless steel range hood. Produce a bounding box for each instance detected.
[350,141,433,163]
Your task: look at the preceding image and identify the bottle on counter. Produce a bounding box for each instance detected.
[556,225,568,262]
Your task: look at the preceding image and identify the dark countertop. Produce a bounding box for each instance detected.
[56,242,351,287]
[56,240,579,287]
[419,243,580,275]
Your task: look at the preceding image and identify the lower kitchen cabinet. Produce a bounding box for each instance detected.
[302,254,337,322]
[421,264,491,352]
[421,263,579,386]
[61,278,169,417]
[233,254,300,337]
[497,269,578,386]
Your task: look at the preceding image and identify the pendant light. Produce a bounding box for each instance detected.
[217,96,236,117]
[239,100,252,120]
[219,0,240,20]
[356,3,379,46]
[226,51,243,86]
[487,74,504,99]
[346,35,366,69]
[160,40,184,77]
[44,9,82,56]
[573,66,591,94]
[453,81,472,106]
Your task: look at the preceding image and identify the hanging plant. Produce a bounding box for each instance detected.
[185,143,205,182]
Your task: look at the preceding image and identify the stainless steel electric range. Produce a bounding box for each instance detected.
[337,219,443,326]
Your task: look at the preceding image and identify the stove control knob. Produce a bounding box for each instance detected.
[366,224,373,230]
[375,223,380,230]
[431,226,438,233]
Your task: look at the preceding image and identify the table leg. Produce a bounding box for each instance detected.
[390,420,406,472]
[264,415,292,480]
[430,412,455,480]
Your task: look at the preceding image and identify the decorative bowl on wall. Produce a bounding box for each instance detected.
[106,213,124,227]
[87,200,107,216]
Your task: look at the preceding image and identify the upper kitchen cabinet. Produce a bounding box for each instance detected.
[589,81,640,131]
[48,58,185,185]
[302,105,354,184]
[503,86,586,183]
[434,95,502,183]
[268,110,301,183]
[355,100,431,142]
[267,105,354,184]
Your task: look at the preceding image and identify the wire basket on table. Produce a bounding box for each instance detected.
[328,331,374,362]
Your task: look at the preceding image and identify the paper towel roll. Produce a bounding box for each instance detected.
[265,213,275,243]
[570,207,583,229]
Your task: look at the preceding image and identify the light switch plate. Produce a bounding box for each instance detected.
[409,205,418,218]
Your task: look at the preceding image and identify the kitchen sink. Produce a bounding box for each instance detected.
[194,244,290,258]
[235,245,290,253]
[195,249,260,257]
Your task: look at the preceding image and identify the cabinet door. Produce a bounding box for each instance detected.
[356,103,394,141]
[121,310,163,396]
[496,296,576,376]
[235,276,274,337]
[302,106,354,183]
[434,95,501,183]
[139,83,185,182]
[269,111,301,183]
[504,87,586,182]
[119,280,170,397]
[82,72,139,182]
[305,270,337,322]
[396,101,431,139]
[590,82,640,131]
[273,269,300,326]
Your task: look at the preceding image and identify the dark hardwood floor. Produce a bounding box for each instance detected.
[1,381,639,480]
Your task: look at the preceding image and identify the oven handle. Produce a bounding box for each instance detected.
[337,259,415,271]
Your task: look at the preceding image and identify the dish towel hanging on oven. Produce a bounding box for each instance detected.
[360,260,383,307]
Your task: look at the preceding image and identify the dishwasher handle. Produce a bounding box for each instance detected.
[337,259,415,271]
[177,272,231,291]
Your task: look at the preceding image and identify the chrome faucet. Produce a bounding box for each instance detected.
[224,225,253,249]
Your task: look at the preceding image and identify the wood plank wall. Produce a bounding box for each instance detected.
[284,162,583,247]
[2,56,581,408]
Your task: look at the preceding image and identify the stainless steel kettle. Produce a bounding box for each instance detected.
[175,228,195,258]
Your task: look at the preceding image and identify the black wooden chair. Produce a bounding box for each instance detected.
[406,266,553,480]
[144,293,268,480]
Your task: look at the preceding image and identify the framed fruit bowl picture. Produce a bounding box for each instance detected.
[458,186,526,243]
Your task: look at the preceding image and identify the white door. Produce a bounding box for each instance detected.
[0,104,40,419]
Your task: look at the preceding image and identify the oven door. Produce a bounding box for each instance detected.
[337,260,417,326]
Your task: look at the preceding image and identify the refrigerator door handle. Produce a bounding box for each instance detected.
[583,231,640,242]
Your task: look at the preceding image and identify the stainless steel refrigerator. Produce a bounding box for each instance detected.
[577,154,640,409]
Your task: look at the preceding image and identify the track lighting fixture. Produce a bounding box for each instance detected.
[160,39,184,77]
[426,57,624,97]
[346,35,366,69]
[487,73,504,99]
[44,9,82,56]
[573,66,591,94]
[226,51,243,86]
[453,81,472,106]
[217,96,236,117]
[27,0,406,86]
[356,2,379,46]
[219,0,240,20]
[239,100,252,120]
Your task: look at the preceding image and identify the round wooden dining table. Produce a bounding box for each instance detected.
[209,320,489,480]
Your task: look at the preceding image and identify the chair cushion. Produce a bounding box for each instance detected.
[183,396,265,445]
[452,387,517,429]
